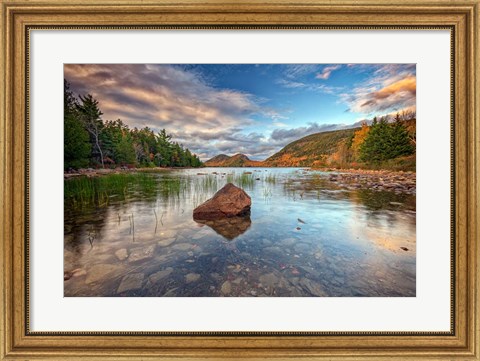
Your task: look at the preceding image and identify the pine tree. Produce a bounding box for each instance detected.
[76,94,105,168]
[359,115,414,163]
[64,81,91,170]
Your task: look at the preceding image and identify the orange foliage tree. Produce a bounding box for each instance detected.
[351,121,370,160]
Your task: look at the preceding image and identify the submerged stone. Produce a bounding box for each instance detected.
[157,238,176,247]
[299,278,326,297]
[185,273,201,283]
[259,273,279,287]
[72,268,87,277]
[149,267,173,283]
[117,273,144,293]
[128,244,155,263]
[220,281,232,295]
[172,243,193,251]
[85,264,122,284]
[115,248,128,261]
[193,183,251,220]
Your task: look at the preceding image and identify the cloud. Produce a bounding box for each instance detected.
[64,64,293,160]
[64,64,263,130]
[270,122,356,143]
[277,79,307,89]
[277,79,344,94]
[341,65,416,115]
[315,65,341,80]
[370,76,416,100]
[283,64,321,79]
[169,128,278,161]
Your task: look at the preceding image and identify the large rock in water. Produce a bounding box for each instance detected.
[193,183,251,220]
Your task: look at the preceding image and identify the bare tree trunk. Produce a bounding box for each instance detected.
[95,134,105,168]
[85,125,105,168]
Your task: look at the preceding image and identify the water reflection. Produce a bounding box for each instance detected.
[194,216,252,240]
[64,167,416,297]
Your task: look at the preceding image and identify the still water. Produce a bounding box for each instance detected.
[64,168,416,297]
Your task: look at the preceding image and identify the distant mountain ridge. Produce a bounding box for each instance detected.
[204,153,264,167]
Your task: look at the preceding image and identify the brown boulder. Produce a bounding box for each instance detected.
[193,183,251,220]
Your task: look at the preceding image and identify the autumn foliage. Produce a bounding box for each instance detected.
[262,113,416,170]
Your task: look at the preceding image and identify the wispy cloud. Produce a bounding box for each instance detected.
[65,64,263,130]
[276,79,344,94]
[283,64,321,79]
[341,64,416,115]
[270,122,357,144]
[315,65,341,80]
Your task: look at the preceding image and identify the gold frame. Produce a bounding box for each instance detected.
[1,0,478,359]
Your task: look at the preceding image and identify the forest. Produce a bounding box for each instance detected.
[332,113,416,169]
[64,80,203,170]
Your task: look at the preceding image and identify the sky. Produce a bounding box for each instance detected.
[64,63,416,160]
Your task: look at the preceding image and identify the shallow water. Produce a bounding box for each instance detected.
[64,167,416,297]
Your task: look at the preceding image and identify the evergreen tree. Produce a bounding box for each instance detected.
[359,115,414,163]
[64,81,91,170]
[389,116,415,158]
[76,94,105,168]
[115,133,136,165]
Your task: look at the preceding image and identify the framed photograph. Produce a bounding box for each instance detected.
[1,0,478,360]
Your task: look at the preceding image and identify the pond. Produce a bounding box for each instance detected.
[64,167,416,297]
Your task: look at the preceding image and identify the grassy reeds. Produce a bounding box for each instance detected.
[158,177,187,199]
[225,172,255,189]
[265,173,277,184]
[64,173,184,209]
[194,174,218,193]
[262,187,273,199]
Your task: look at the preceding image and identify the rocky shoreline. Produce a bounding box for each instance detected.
[313,168,416,195]
[64,166,182,179]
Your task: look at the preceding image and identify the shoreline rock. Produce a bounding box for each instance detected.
[318,169,416,194]
[193,183,251,220]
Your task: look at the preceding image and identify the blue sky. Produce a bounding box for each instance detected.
[65,64,416,160]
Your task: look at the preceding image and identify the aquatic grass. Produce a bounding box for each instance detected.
[194,174,218,194]
[224,172,255,190]
[265,173,277,184]
[158,177,186,199]
[262,186,273,200]
[65,173,168,209]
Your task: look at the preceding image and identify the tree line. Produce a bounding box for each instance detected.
[329,112,415,167]
[64,80,203,170]
[357,113,415,163]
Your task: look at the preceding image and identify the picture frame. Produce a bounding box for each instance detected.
[1,0,478,359]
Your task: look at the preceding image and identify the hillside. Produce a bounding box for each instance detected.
[204,153,264,167]
[205,119,416,169]
[205,154,230,165]
[266,128,358,167]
